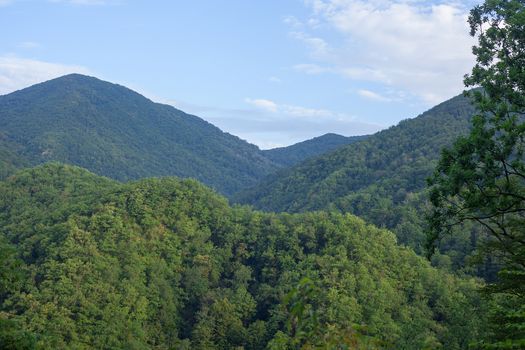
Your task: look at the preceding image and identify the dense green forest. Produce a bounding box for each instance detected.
[262,134,369,168]
[1,1,523,348]
[235,93,478,262]
[0,164,488,349]
[0,74,280,196]
[0,74,374,197]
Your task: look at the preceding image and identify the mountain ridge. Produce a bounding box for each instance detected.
[0,73,377,196]
[0,74,279,195]
[262,133,369,167]
[234,92,478,256]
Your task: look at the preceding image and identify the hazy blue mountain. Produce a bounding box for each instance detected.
[263,133,369,167]
[0,74,279,195]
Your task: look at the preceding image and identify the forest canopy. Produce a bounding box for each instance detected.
[0,164,487,349]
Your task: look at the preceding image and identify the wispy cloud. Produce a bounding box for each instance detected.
[245,98,278,113]
[246,97,337,119]
[0,55,90,95]
[357,89,395,102]
[244,97,383,128]
[282,104,334,118]
[0,0,13,6]
[289,31,333,60]
[290,0,479,105]
[283,15,303,28]
[283,14,321,29]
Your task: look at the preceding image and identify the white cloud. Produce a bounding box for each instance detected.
[290,31,333,60]
[245,98,278,113]
[268,76,282,83]
[283,15,303,28]
[357,89,393,102]
[245,97,366,121]
[307,18,321,28]
[0,0,13,6]
[284,11,324,29]
[0,56,90,95]
[283,104,334,118]
[296,0,479,105]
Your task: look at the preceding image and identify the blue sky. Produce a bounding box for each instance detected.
[0,0,481,148]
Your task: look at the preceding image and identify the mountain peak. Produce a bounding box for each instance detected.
[2,73,136,100]
[53,72,97,81]
[32,73,107,88]
[0,75,279,195]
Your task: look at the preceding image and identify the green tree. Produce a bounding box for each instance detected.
[428,0,525,347]
[268,278,381,350]
[0,164,489,349]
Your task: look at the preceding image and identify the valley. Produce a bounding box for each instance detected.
[1,1,524,347]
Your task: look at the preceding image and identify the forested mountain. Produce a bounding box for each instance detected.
[235,93,478,259]
[262,133,368,167]
[0,163,487,349]
[0,74,279,196]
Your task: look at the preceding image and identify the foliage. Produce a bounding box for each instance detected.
[0,74,279,196]
[268,278,382,350]
[235,93,478,263]
[428,0,525,347]
[0,163,488,349]
[0,237,36,349]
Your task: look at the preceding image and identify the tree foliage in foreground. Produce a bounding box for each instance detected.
[0,163,487,349]
[428,0,525,348]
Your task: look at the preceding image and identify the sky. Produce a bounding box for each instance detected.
[0,0,482,149]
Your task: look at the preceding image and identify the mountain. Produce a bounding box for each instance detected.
[235,93,480,258]
[0,163,486,349]
[0,74,279,196]
[262,133,369,167]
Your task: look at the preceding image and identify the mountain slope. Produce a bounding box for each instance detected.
[263,133,369,167]
[235,93,478,254]
[0,74,278,195]
[0,163,486,349]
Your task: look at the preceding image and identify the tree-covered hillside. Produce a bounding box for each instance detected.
[0,163,487,349]
[235,93,477,256]
[0,74,278,196]
[262,133,368,167]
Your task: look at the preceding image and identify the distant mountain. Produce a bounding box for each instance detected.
[262,133,369,167]
[0,74,279,195]
[235,93,480,257]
